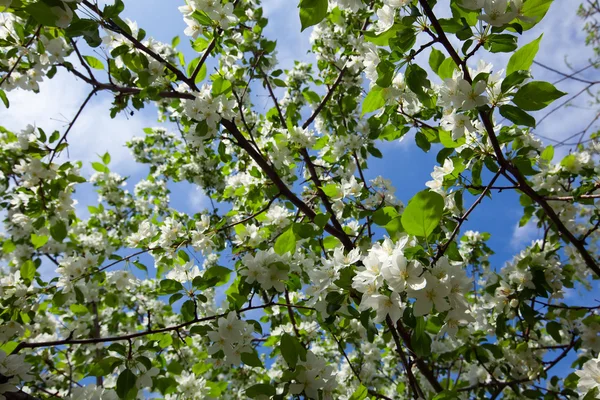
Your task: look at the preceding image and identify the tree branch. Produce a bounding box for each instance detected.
[418,0,600,278]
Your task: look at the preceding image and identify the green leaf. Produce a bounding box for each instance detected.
[50,220,68,242]
[362,86,385,115]
[181,300,196,321]
[401,190,444,238]
[274,227,296,255]
[499,105,536,127]
[349,384,368,400]
[83,55,105,70]
[389,27,416,54]
[20,260,36,282]
[546,321,562,343]
[415,131,431,152]
[411,317,432,357]
[323,236,340,249]
[501,70,531,93]
[439,130,465,148]
[437,57,458,80]
[432,390,460,400]
[103,0,124,18]
[405,64,432,107]
[192,10,213,26]
[241,350,263,368]
[92,161,109,173]
[160,279,184,294]
[322,183,340,198]
[65,19,102,47]
[25,2,59,26]
[0,89,8,108]
[583,387,600,400]
[516,0,553,30]
[299,0,328,31]
[116,368,137,399]
[540,145,554,161]
[485,34,518,53]
[246,384,276,398]
[30,233,48,249]
[507,34,542,75]
[2,240,15,254]
[376,60,395,88]
[561,154,577,170]
[211,77,232,96]
[187,58,207,83]
[364,24,401,46]
[512,81,566,111]
[204,266,231,285]
[280,333,299,368]
[429,48,445,74]
[102,152,111,164]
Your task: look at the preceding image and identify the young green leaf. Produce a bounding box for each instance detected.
[20,260,36,282]
[299,0,328,31]
[499,104,536,127]
[361,86,385,115]
[30,233,48,249]
[349,384,368,400]
[274,227,296,255]
[429,48,445,74]
[506,34,542,75]
[512,81,566,111]
[50,220,68,242]
[83,55,105,70]
[280,333,299,368]
[246,384,276,398]
[116,368,137,399]
[401,190,444,238]
[0,89,8,108]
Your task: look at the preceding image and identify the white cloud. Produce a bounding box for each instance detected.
[3,68,153,176]
[188,185,210,210]
[510,219,541,248]
[262,0,314,68]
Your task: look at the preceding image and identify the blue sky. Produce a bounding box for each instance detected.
[3,1,599,302]
[1,0,599,389]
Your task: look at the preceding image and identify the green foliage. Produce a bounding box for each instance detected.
[298,0,328,31]
[507,34,542,75]
[512,81,566,110]
[274,226,297,255]
[401,191,444,238]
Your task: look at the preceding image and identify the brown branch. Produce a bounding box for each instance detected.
[385,316,423,398]
[91,302,103,387]
[433,168,503,264]
[300,146,353,249]
[395,320,444,393]
[300,10,372,130]
[533,60,599,85]
[81,0,196,90]
[418,0,600,278]
[49,88,97,163]
[60,64,193,100]
[544,194,600,201]
[0,26,41,88]
[220,119,349,244]
[2,389,42,400]
[69,39,96,82]
[12,302,297,354]
[284,289,303,343]
[220,193,281,231]
[302,67,348,130]
[191,35,217,82]
[260,69,352,248]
